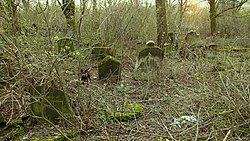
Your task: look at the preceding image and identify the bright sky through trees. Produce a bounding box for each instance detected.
[45,0,208,8]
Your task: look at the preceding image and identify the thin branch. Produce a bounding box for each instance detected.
[215,0,248,18]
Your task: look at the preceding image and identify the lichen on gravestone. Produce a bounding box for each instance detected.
[134,47,163,80]
[185,31,200,45]
[98,55,121,83]
[30,86,71,124]
[92,47,113,60]
[138,47,164,60]
[97,103,143,122]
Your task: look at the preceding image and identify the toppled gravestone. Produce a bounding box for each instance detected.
[97,103,143,122]
[134,46,163,80]
[98,55,121,83]
[92,47,113,60]
[57,38,74,55]
[30,86,71,124]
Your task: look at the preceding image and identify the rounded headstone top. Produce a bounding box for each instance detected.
[146,40,155,46]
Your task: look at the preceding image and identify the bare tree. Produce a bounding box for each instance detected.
[208,0,248,36]
[92,0,97,13]
[155,0,168,47]
[0,0,20,35]
[61,0,76,31]
[178,0,188,29]
[77,0,88,39]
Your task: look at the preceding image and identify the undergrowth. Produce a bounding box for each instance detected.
[1,31,250,140]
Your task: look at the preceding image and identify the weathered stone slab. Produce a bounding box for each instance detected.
[30,86,71,123]
[92,47,113,60]
[164,32,179,57]
[168,32,178,49]
[136,54,159,72]
[57,38,74,54]
[185,31,200,45]
[146,40,155,47]
[134,47,163,80]
[98,55,121,83]
[138,47,163,60]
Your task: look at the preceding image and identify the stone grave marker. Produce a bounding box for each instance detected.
[168,32,178,49]
[30,85,71,123]
[138,46,164,60]
[134,46,163,80]
[57,38,74,55]
[98,55,121,83]
[185,31,200,44]
[164,32,178,57]
[146,40,155,47]
[92,47,113,60]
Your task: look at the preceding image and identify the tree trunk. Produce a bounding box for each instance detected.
[155,0,168,47]
[209,0,216,36]
[92,0,97,13]
[62,0,76,31]
[178,0,187,29]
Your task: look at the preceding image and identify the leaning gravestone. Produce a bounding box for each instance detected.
[98,55,121,83]
[30,86,71,124]
[57,38,74,55]
[134,43,163,80]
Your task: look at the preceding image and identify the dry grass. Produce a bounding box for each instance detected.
[0,34,250,141]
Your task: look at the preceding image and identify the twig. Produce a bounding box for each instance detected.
[195,107,201,141]
[158,114,175,140]
[31,115,73,141]
[223,129,231,141]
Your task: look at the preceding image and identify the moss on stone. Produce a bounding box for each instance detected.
[138,47,163,60]
[97,104,143,122]
[30,86,71,124]
[98,55,121,82]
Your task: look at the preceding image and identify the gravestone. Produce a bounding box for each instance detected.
[164,32,178,57]
[92,47,113,60]
[134,47,163,80]
[98,55,121,83]
[138,47,164,60]
[168,32,178,49]
[30,86,71,123]
[185,31,200,45]
[57,38,74,54]
[146,40,155,47]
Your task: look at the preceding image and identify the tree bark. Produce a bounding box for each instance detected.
[92,0,97,13]
[155,0,168,47]
[178,0,187,29]
[209,0,216,36]
[62,0,76,31]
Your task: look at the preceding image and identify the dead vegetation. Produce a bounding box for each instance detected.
[1,1,250,140]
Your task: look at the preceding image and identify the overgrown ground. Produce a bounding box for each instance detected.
[0,32,250,141]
